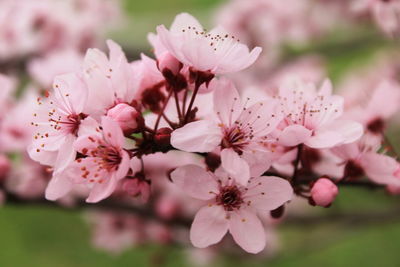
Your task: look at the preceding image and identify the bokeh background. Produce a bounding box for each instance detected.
[1,0,400,266]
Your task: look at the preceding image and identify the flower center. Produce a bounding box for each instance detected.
[367,117,385,134]
[216,185,244,211]
[50,112,86,136]
[86,145,122,172]
[221,126,249,154]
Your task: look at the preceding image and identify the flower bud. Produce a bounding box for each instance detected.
[157,52,182,76]
[310,178,338,207]
[107,103,144,135]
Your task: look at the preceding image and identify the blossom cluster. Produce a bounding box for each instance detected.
[21,11,400,255]
[0,0,120,61]
[0,0,398,261]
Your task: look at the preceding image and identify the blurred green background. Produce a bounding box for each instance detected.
[1,0,400,266]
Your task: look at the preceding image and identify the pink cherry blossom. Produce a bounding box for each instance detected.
[156,13,262,74]
[331,136,400,186]
[171,164,293,253]
[83,39,137,116]
[27,73,98,200]
[274,78,363,148]
[171,79,281,185]
[310,178,338,207]
[68,116,130,203]
[344,79,400,135]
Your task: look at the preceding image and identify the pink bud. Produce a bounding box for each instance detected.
[107,103,143,135]
[157,52,182,76]
[0,154,11,181]
[310,178,338,207]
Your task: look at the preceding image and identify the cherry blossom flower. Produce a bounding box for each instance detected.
[83,39,137,117]
[68,116,130,203]
[344,79,400,135]
[171,79,281,185]
[274,78,363,148]
[156,13,262,75]
[331,136,400,186]
[171,164,292,253]
[27,73,103,201]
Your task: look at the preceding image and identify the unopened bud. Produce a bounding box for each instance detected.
[107,103,144,135]
[310,178,338,207]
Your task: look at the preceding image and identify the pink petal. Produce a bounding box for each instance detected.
[169,13,203,34]
[244,176,293,211]
[215,45,262,74]
[307,120,363,148]
[242,151,273,177]
[332,120,364,144]
[221,148,250,186]
[190,205,228,248]
[115,151,130,180]
[77,117,100,137]
[180,38,216,71]
[213,78,242,126]
[74,134,100,154]
[86,174,119,203]
[367,80,400,120]
[53,73,87,114]
[278,125,312,147]
[101,116,125,148]
[27,143,57,166]
[361,152,400,186]
[171,120,222,153]
[45,171,73,201]
[318,79,333,97]
[171,164,219,200]
[83,48,114,115]
[229,209,266,254]
[305,131,342,149]
[107,40,133,101]
[53,134,76,173]
[130,157,142,174]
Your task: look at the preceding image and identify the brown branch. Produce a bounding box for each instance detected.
[4,189,398,229]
